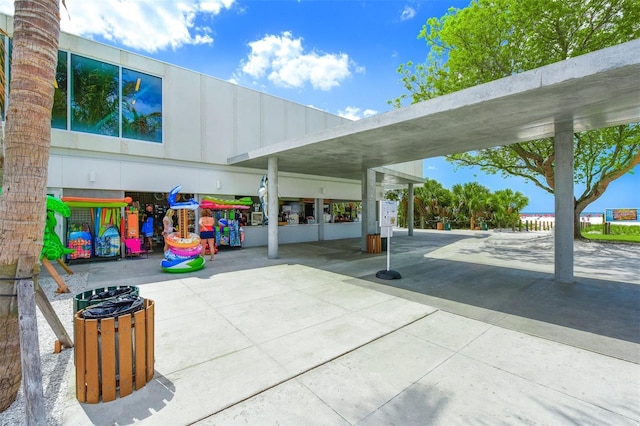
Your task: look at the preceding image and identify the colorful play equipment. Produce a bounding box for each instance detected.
[160,255,206,273]
[61,196,132,208]
[164,232,201,248]
[167,244,203,258]
[201,196,252,210]
[161,185,205,273]
[62,196,128,261]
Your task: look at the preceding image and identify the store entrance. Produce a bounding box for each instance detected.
[126,192,170,247]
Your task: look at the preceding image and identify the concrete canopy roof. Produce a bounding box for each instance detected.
[228,39,640,183]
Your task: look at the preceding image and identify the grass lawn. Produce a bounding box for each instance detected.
[581,224,640,244]
[582,233,640,243]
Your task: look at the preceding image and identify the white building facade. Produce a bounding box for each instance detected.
[1,14,422,249]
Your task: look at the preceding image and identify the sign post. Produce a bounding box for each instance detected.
[376,200,401,280]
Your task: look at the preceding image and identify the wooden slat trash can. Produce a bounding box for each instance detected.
[74,298,155,403]
[73,285,140,313]
[366,234,382,253]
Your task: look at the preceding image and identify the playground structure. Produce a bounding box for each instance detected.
[161,185,205,273]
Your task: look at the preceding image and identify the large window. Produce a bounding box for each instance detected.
[70,54,119,136]
[2,40,163,143]
[51,50,67,129]
[122,68,162,142]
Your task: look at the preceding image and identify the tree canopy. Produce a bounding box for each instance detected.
[388,178,528,230]
[392,0,640,237]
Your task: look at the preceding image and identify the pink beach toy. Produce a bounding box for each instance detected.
[170,244,203,257]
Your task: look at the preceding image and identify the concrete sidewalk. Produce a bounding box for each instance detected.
[50,229,638,425]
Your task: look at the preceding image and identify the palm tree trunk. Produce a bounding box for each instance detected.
[0,0,60,412]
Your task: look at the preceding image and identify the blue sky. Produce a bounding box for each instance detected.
[0,0,637,212]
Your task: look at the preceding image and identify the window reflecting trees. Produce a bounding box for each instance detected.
[122,68,162,142]
[71,54,119,136]
[51,50,67,129]
[38,47,163,142]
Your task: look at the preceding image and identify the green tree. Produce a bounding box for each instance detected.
[414,178,452,228]
[451,182,491,229]
[488,189,528,229]
[387,180,453,229]
[392,0,640,238]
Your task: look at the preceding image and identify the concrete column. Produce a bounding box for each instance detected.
[268,157,278,259]
[554,119,574,283]
[316,198,324,241]
[407,183,414,237]
[361,169,377,251]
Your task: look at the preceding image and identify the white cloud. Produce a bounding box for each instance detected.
[400,6,416,21]
[0,0,234,53]
[337,106,377,121]
[241,31,357,91]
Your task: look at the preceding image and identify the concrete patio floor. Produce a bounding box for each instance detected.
[34,229,640,425]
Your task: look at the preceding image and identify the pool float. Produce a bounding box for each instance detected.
[202,196,252,206]
[200,200,251,210]
[61,196,132,208]
[169,244,203,257]
[161,256,205,273]
[164,232,201,248]
[167,185,199,210]
[164,250,198,262]
[62,196,132,204]
[165,244,202,260]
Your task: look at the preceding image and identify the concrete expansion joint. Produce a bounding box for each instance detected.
[187,309,439,424]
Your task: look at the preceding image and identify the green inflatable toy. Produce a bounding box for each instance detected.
[1,188,74,260]
[43,196,75,260]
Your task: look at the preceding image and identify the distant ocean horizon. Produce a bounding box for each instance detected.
[521,212,603,216]
[521,209,640,223]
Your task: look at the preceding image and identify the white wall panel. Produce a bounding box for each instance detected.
[235,89,261,154]
[61,157,122,190]
[119,51,165,76]
[278,176,360,200]
[61,34,120,64]
[202,79,235,164]
[305,108,329,134]
[163,67,203,162]
[391,160,424,179]
[261,95,287,146]
[286,103,307,138]
[47,156,64,187]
